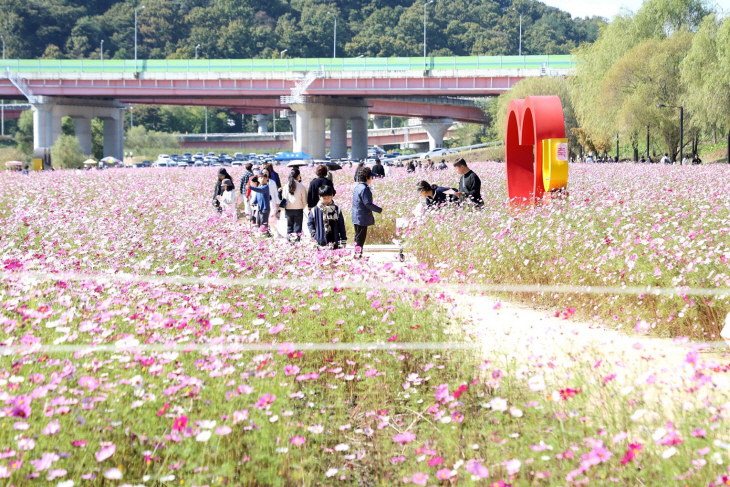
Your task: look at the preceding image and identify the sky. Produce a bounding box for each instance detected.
[540,0,730,20]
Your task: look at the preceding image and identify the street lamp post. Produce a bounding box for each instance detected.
[280,49,287,59]
[1,35,5,137]
[616,133,619,162]
[134,5,145,71]
[423,1,434,72]
[519,14,522,56]
[100,39,104,70]
[657,104,684,163]
[646,125,650,159]
[327,12,337,58]
[195,44,200,60]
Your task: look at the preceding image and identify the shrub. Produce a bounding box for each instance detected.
[51,135,86,169]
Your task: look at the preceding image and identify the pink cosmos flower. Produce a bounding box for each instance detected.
[465,459,489,478]
[412,473,428,485]
[392,432,416,444]
[95,443,116,462]
[215,426,232,435]
[290,436,305,446]
[172,416,188,432]
[284,364,300,376]
[268,323,285,334]
[436,469,452,480]
[255,393,276,409]
[78,376,99,391]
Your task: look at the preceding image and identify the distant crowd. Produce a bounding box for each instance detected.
[576,153,704,164]
[212,158,482,257]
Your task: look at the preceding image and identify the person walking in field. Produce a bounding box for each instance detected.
[307,165,336,210]
[453,159,483,207]
[216,179,237,220]
[238,163,255,219]
[351,166,382,258]
[213,168,234,213]
[282,168,308,241]
[248,172,273,235]
[308,185,347,249]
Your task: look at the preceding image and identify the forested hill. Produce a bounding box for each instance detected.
[2,0,605,61]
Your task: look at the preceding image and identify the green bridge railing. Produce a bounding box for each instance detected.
[0,55,576,74]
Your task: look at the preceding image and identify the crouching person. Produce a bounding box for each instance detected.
[308,185,347,249]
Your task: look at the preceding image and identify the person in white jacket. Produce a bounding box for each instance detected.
[282,168,308,241]
[216,179,237,220]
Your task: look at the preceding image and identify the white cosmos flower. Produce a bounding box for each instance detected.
[195,430,212,442]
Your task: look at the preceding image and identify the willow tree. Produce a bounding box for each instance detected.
[682,15,730,160]
[570,0,710,159]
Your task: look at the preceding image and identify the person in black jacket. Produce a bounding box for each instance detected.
[417,181,457,208]
[213,168,234,213]
[354,162,365,182]
[307,164,336,210]
[371,159,386,178]
[453,159,483,207]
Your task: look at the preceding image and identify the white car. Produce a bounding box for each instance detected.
[176,160,188,167]
[231,161,243,166]
[420,148,449,159]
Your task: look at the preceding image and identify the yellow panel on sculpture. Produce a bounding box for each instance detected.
[541,138,569,192]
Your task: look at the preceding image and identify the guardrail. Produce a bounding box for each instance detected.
[0,55,577,74]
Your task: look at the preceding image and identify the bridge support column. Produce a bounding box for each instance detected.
[256,114,272,134]
[292,108,326,160]
[283,110,296,144]
[351,116,368,161]
[31,97,125,164]
[75,117,93,156]
[372,115,389,130]
[329,118,347,159]
[32,104,61,152]
[102,111,124,162]
[421,118,454,151]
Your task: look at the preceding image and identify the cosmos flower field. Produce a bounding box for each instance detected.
[1,163,730,486]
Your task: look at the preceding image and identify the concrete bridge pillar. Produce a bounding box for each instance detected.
[372,115,389,130]
[283,110,296,143]
[74,117,93,156]
[290,97,369,161]
[351,115,368,161]
[329,118,347,159]
[102,111,124,161]
[421,118,454,151]
[31,97,125,163]
[256,114,272,134]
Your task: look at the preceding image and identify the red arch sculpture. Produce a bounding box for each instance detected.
[506,96,565,202]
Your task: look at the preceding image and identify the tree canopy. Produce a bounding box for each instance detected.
[0,0,604,60]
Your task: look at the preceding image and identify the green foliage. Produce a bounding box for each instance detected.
[490,76,576,148]
[51,134,85,169]
[15,111,34,155]
[569,0,719,158]
[1,0,604,60]
[125,125,179,153]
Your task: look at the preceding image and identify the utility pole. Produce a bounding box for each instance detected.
[134,5,145,72]
[646,125,649,158]
[195,44,200,60]
[327,13,337,58]
[100,39,104,72]
[1,35,5,138]
[616,133,619,162]
[519,15,522,56]
[423,1,434,72]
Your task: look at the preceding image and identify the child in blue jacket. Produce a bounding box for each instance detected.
[307,185,347,249]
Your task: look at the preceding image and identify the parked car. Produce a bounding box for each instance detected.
[182,152,192,158]
[176,160,188,167]
[420,148,449,159]
[231,161,243,167]
[141,160,152,167]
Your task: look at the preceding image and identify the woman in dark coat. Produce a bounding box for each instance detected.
[417,180,457,208]
[307,164,336,210]
[213,168,234,212]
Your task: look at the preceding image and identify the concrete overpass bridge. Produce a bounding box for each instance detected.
[0,55,574,161]
[175,125,458,151]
